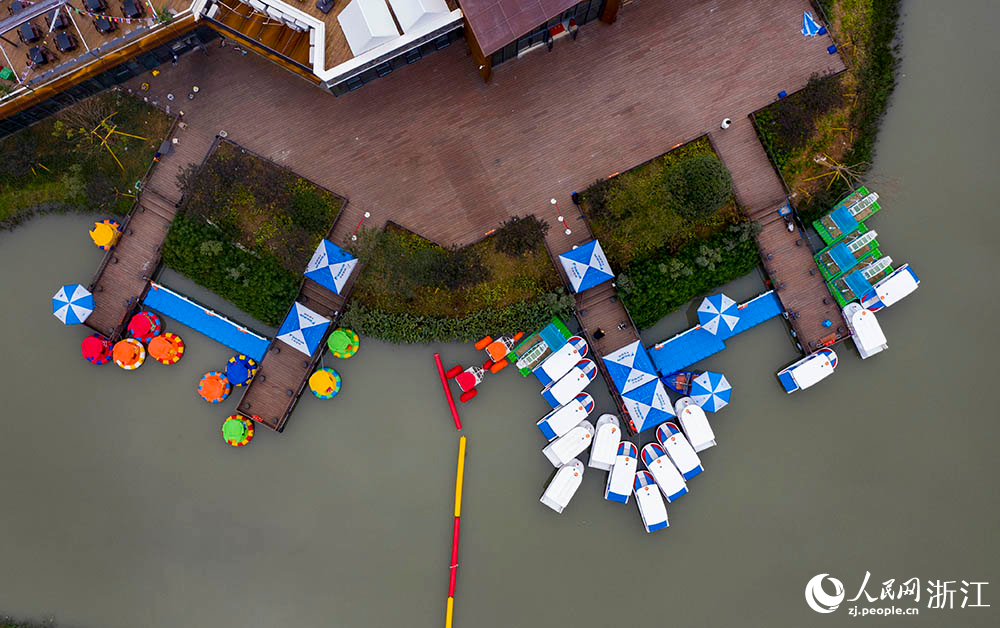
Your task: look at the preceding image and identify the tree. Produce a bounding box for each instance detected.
[664,154,733,221]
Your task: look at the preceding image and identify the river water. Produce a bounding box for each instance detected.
[1,3,998,627]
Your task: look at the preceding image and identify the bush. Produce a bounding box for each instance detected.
[663,154,733,221]
[618,222,762,328]
[494,215,550,257]
[341,290,574,344]
[291,184,334,233]
[579,137,739,268]
[757,73,844,163]
[161,215,299,326]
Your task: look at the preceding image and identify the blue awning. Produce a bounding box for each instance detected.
[830,205,859,236]
[829,242,857,271]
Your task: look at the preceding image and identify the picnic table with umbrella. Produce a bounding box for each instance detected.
[602,340,676,433]
[558,239,615,294]
[276,302,330,357]
[697,294,741,337]
[53,284,94,325]
[689,371,732,412]
[304,239,358,295]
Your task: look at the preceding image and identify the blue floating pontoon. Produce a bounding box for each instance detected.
[143,282,269,361]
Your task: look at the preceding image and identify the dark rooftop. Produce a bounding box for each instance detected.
[461,0,578,55]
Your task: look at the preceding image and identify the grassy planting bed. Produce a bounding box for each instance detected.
[163,141,343,326]
[0,90,172,228]
[342,217,573,343]
[753,0,900,222]
[579,136,758,328]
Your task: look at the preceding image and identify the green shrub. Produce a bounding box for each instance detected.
[618,222,762,328]
[161,215,299,326]
[663,154,733,221]
[579,137,739,268]
[290,184,334,233]
[341,290,574,344]
[494,215,550,257]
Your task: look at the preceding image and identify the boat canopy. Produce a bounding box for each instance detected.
[791,352,836,389]
[829,241,858,270]
[870,264,919,308]
[848,306,887,352]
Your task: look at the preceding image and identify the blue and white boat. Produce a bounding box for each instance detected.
[655,422,704,480]
[589,414,621,471]
[633,471,669,533]
[675,397,716,452]
[640,443,687,502]
[777,348,838,393]
[540,459,584,514]
[537,393,594,441]
[605,441,638,504]
[861,263,919,311]
[542,420,594,467]
[541,359,597,408]
[533,336,588,386]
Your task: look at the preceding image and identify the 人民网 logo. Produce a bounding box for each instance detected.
[805,573,846,613]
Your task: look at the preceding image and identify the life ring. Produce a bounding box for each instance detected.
[222,415,254,447]
[113,338,146,370]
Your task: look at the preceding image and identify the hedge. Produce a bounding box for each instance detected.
[161,214,299,326]
[617,222,762,328]
[340,291,575,344]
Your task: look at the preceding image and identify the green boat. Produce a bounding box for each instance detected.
[813,186,882,245]
[507,317,572,376]
[813,226,881,281]
[827,255,894,307]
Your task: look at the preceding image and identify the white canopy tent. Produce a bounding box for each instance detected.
[388,0,450,33]
[338,0,401,55]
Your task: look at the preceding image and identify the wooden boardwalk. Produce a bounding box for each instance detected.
[712,118,846,350]
[84,121,210,339]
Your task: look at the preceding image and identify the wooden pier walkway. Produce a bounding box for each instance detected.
[85,122,212,339]
[711,119,846,351]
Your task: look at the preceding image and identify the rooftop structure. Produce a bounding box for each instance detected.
[1,0,619,125]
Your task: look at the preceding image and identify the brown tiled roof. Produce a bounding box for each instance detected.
[461,0,579,55]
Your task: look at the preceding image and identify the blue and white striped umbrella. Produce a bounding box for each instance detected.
[690,371,732,412]
[52,284,94,325]
[802,11,821,37]
[697,293,739,336]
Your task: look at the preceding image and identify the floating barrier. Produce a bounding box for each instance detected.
[81,334,112,365]
[226,354,258,387]
[222,415,254,447]
[198,371,231,404]
[127,310,162,344]
[434,353,462,430]
[148,333,184,365]
[113,338,145,370]
[327,328,359,358]
[309,367,342,399]
[444,436,467,628]
[90,219,121,250]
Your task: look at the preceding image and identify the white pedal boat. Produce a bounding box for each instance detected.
[533,336,588,387]
[605,441,638,504]
[588,414,622,471]
[633,470,669,533]
[655,422,704,480]
[540,459,584,514]
[843,302,887,359]
[674,397,716,452]
[640,443,688,503]
[776,348,837,393]
[541,359,597,408]
[542,420,594,467]
[536,393,594,441]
